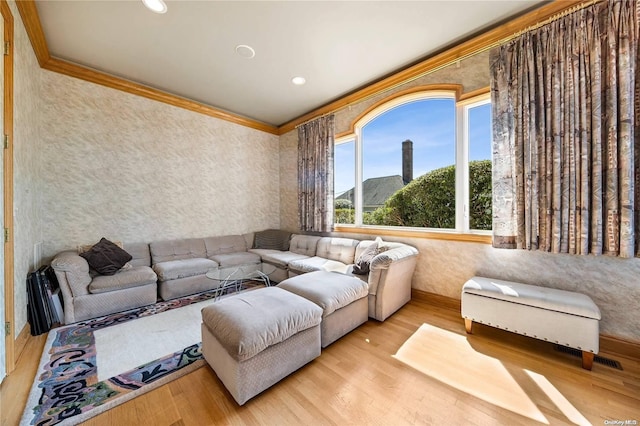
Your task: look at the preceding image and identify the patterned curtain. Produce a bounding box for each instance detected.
[491,0,639,257]
[298,114,335,233]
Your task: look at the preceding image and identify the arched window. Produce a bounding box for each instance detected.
[334,89,492,233]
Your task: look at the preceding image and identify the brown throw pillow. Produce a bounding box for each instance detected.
[79,238,133,276]
[353,242,379,275]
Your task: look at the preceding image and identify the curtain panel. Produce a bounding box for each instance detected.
[297,114,335,233]
[491,0,639,257]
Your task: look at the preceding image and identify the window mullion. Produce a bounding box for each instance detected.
[354,130,363,226]
[455,104,467,232]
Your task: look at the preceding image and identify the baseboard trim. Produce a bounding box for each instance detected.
[14,324,31,364]
[600,334,640,360]
[411,289,460,312]
[411,288,640,361]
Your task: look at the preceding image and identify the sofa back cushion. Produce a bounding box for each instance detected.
[253,229,291,251]
[290,235,321,256]
[316,237,359,264]
[204,235,247,258]
[123,242,152,267]
[150,239,207,264]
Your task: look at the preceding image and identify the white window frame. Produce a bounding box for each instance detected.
[460,93,492,234]
[334,136,356,224]
[336,90,491,235]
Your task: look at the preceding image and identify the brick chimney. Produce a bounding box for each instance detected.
[402,140,413,185]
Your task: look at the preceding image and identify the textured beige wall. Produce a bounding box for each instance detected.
[279,49,640,342]
[40,71,280,258]
[9,1,280,339]
[10,0,44,338]
[279,130,298,232]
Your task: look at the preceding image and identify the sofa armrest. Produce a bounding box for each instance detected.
[369,245,418,272]
[367,244,418,321]
[51,251,92,297]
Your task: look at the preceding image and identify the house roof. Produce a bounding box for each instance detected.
[337,175,405,208]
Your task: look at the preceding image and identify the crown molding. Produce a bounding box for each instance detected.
[14,0,279,135]
[42,57,279,134]
[15,0,590,137]
[276,0,591,135]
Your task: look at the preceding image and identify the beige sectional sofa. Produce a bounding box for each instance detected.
[250,235,419,321]
[51,231,419,324]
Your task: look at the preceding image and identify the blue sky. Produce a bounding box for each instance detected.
[335,99,491,195]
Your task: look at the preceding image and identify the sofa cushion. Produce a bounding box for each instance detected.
[353,242,379,275]
[78,240,133,276]
[123,242,152,267]
[316,237,359,264]
[288,256,350,275]
[201,287,322,362]
[89,266,157,294]
[79,238,133,276]
[150,239,207,264]
[253,229,292,251]
[204,235,248,257]
[249,249,310,268]
[210,251,261,268]
[289,235,321,256]
[278,271,369,317]
[153,258,218,282]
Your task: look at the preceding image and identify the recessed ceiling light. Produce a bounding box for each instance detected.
[142,0,167,14]
[292,76,306,86]
[235,45,256,59]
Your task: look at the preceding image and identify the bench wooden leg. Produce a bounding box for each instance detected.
[464,318,473,334]
[582,351,594,370]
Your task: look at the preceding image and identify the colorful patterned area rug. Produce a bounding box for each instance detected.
[20,284,261,426]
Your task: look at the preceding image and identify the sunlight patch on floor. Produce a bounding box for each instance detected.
[524,369,591,426]
[393,323,548,424]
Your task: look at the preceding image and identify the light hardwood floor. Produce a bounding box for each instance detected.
[2,298,639,426]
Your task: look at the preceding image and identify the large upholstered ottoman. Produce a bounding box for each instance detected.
[201,287,322,405]
[278,271,369,347]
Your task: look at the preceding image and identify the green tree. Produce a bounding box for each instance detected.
[468,160,492,230]
[334,199,353,209]
[334,198,354,224]
[368,160,491,229]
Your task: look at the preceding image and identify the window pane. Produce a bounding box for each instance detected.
[468,102,492,230]
[360,98,456,228]
[334,140,355,224]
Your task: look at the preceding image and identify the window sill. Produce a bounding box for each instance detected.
[333,225,492,244]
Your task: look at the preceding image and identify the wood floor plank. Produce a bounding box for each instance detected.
[0,332,48,426]
[3,298,639,426]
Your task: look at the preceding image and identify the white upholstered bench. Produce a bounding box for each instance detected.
[461,276,601,370]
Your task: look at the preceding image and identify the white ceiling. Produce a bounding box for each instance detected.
[36,0,543,127]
